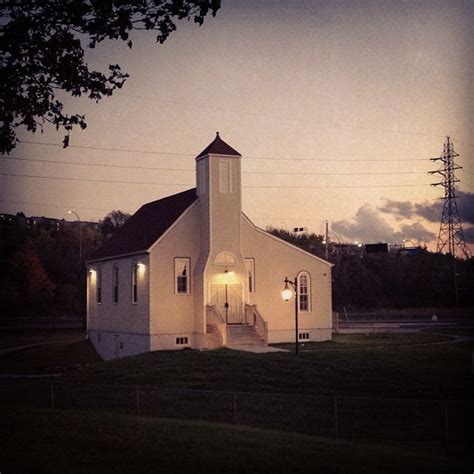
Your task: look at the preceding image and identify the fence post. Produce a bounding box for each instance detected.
[443,402,449,451]
[136,388,140,417]
[334,397,338,437]
[233,393,237,425]
[50,383,55,409]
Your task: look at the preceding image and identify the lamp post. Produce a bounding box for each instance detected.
[68,210,82,260]
[281,276,299,356]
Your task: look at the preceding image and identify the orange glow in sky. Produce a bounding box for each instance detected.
[1,0,473,249]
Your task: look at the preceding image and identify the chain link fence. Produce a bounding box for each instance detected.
[0,381,469,453]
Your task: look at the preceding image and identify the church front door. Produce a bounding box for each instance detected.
[210,284,243,324]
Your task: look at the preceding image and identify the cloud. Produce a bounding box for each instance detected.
[378,191,474,225]
[463,226,474,244]
[378,199,416,219]
[457,192,474,224]
[332,204,435,244]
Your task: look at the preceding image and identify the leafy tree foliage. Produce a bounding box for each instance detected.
[266,227,326,259]
[0,0,221,153]
[98,210,131,240]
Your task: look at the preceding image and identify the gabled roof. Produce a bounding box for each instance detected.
[196,132,241,159]
[89,188,198,261]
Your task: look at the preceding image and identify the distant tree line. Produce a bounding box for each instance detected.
[1,218,472,317]
[0,211,130,316]
[267,227,474,310]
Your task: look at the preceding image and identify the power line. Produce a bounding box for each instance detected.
[122,93,447,140]
[0,200,324,222]
[0,171,192,186]
[18,140,193,157]
[16,140,431,162]
[245,184,428,189]
[0,200,112,212]
[0,171,430,188]
[2,156,429,176]
[3,156,194,173]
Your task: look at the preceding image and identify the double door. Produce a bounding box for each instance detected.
[210,284,243,324]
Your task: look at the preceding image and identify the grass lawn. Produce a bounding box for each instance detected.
[0,408,469,474]
[63,335,473,400]
[0,330,85,350]
[420,327,474,337]
[273,332,453,351]
[0,339,101,375]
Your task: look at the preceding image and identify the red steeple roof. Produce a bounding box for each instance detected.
[196,132,241,159]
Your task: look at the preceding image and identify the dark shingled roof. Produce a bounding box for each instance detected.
[196,132,241,158]
[89,188,198,261]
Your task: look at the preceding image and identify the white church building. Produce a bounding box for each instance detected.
[87,134,333,359]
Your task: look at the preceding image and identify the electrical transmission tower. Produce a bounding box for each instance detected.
[429,136,470,259]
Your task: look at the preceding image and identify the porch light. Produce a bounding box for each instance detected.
[281,281,293,301]
[223,269,235,283]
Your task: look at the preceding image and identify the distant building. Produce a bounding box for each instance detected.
[365,243,388,254]
[0,212,98,232]
[292,227,309,235]
[86,134,333,360]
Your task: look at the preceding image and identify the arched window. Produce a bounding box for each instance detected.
[297,271,311,312]
[214,251,237,266]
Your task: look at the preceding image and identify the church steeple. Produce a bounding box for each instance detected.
[196,132,241,159]
[194,132,243,266]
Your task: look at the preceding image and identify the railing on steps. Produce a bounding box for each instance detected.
[245,304,268,345]
[206,305,227,346]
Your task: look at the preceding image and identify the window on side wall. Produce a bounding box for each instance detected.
[97,268,102,305]
[245,258,255,293]
[113,263,119,304]
[175,258,190,294]
[131,260,138,304]
[297,271,311,312]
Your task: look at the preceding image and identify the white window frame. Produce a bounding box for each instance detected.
[214,251,237,266]
[131,260,138,304]
[297,271,311,312]
[245,258,255,293]
[175,257,191,294]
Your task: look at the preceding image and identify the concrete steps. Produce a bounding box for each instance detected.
[226,324,266,347]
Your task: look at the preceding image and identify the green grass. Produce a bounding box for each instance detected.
[273,332,453,351]
[65,337,473,400]
[420,327,474,337]
[0,330,84,350]
[0,339,101,375]
[0,408,469,474]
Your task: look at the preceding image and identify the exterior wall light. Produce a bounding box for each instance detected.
[281,281,293,301]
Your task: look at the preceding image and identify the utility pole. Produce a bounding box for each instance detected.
[325,220,329,261]
[429,137,470,304]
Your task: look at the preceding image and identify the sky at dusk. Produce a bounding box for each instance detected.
[1,0,473,250]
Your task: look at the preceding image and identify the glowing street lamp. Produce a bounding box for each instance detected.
[281,276,299,356]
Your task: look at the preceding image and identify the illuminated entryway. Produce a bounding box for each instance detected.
[210,283,243,324]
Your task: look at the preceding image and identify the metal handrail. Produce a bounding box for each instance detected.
[206,305,227,346]
[245,304,268,345]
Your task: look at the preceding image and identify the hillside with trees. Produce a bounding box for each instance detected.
[0,210,129,316]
